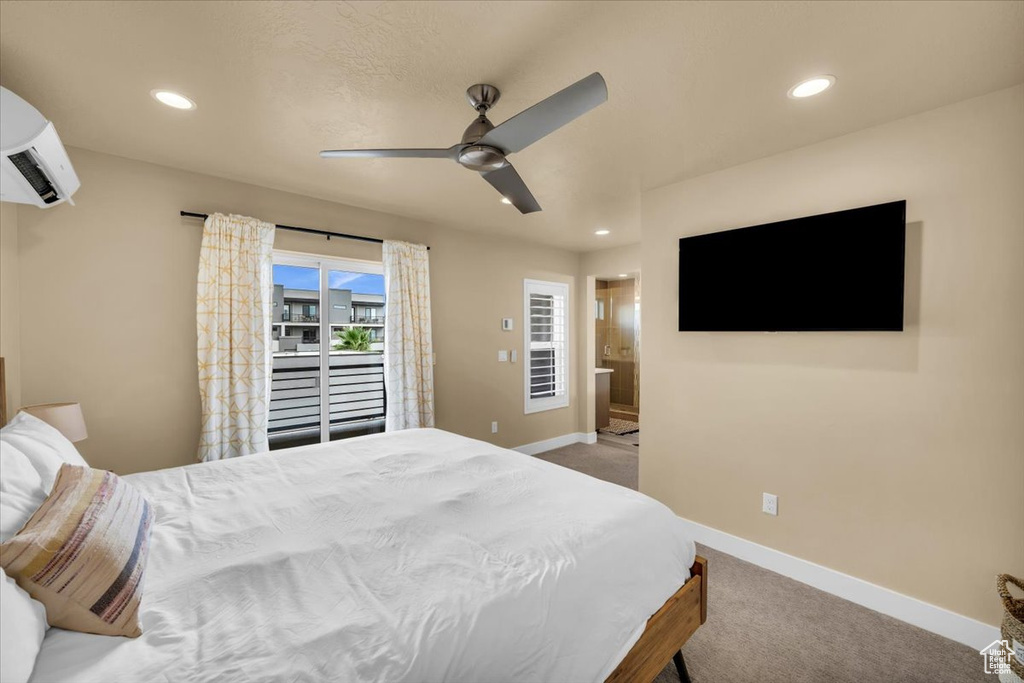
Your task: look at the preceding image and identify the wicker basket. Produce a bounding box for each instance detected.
[998,574,1024,680]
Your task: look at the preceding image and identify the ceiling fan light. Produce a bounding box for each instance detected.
[457,145,506,172]
[501,197,512,205]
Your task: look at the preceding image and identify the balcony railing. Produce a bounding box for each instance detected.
[268,352,385,441]
[281,314,319,323]
[353,316,383,324]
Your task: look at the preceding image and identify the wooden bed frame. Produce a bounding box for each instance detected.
[607,556,707,683]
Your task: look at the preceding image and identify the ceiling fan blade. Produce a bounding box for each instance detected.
[481,163,542,214]
[320,147,457,159]
[476,73,607,154]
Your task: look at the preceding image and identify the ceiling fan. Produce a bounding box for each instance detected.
[320,73,608,214]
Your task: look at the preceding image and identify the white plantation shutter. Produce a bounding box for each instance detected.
[524,279,570,413]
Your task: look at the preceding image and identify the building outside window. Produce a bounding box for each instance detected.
[271,286,385,350]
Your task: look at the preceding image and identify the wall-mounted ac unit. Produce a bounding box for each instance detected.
[0,86,80,208]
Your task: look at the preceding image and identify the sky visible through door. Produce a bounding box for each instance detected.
[274,265,385,295]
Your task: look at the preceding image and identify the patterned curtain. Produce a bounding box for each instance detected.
[196,213,276,461]
[382,240,435,431]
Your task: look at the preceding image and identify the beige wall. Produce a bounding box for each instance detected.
[640,85,1024,626]
[0,202,20,416]
[580,244,641,281]
[577,245,641,433]
[15,147,580,474]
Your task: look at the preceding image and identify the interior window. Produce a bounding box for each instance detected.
[524,279,570,414]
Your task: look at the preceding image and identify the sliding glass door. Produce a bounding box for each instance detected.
[269,261,323,446]
[269,252,386,450]
[325,266,386,440]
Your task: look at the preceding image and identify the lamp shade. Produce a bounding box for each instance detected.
[21,403,88,443]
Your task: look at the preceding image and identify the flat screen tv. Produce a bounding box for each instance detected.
[678,200,906,331]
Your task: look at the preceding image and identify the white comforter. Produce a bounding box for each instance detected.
[30,429,695,683]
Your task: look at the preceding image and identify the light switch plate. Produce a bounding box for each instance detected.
[498,350,509,362]
[502,318,514,331]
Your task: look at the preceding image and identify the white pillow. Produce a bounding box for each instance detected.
[0,411,88,492]
[0,442,49,542]
[0,568,48,683]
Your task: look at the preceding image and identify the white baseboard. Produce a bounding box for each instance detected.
[678,517,998,651]
[514,431,596,455]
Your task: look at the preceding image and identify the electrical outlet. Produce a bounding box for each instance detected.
[762,493,778,516]
[491,421,498,434]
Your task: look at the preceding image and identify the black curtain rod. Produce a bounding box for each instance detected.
[179,211,428,249]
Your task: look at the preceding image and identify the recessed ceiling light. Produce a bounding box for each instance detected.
[151,89,196,110]
[618,273,628,278]
[500,197,512,205]
[787,75,835,99]
[594,229,610,236]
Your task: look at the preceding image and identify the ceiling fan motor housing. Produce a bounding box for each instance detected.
[461,114,494,145]
[459,103,505,171]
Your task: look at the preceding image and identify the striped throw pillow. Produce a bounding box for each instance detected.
[0,464,153,637]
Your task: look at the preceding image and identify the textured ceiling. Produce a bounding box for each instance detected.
[1,1,1021,251]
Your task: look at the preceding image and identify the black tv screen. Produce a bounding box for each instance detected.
[678,200,906,331]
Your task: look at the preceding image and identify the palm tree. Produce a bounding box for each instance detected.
[333,326,374,352]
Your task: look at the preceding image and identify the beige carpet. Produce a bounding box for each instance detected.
[535,442,987,683]
[537,441,638,490]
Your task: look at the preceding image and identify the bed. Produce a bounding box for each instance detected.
[6,414,705,681]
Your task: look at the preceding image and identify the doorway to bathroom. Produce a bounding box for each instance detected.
[594,275,640,443]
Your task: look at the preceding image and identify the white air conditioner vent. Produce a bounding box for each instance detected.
[7,149,60,204]
[0,87,79,208]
